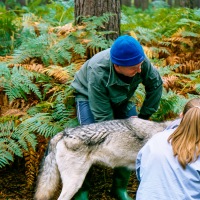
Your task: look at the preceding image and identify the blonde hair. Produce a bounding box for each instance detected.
[168,98,200,168]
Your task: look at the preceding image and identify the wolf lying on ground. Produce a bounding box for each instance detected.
[34,117,171,200]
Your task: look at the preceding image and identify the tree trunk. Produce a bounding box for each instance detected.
[174,0,181,7]
[17,0,26,6]
[186,0,195,8]
[121,0,132,6]
[168,0,173,7]
[134,0,148,10]
[134,0,142,8]
[141,0,149,10]
[194,0,200,8]
[175,0,195,7]
[74,0,120,40]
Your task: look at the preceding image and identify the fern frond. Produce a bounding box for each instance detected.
[196,84,200,94]
[42,35,74,65]
[163,75,179,91]
[0,63,11,78]
[16,113,63,138]
[0,149,13,167]
[181,31,200,38]
[42,65,70,84]
[176,60,200,74]
[166,35,194,49]
[158,65,176,76]
[73,43,86,57]
[82,13,114,29]
[177,69,200,95]
[151,89,188,121]
[52,92,74,121]
[133,84,145,111]
[13,33,54,64]
[1,66,42,101]
[134,27,162,44]
[3,138,23,157]
[177,18,200,27]
[143,46,170,59]
[86,35,111,49]
[23,144,38,188]
[0,7,18,56]
[0,120,24,168]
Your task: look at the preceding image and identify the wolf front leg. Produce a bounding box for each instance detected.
[56,140,93,200]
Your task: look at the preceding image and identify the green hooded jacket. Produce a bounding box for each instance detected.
[71,48,163,122]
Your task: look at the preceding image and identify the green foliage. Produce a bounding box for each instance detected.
[0,115,39,168]
[0,3,199,169]
[0,0,75,56]
[149,0,170,9]
[0,6,19,55]
[179,70,200,95]
[81,13,113,29]
[176,17,200,36]
[12,12,113,66]
[0,0,22,9]
[0,74,77,167]
[16,89,77,138]
[26,0,74,26]
[74,13,115,49]
[133,27,162,44]
[134,84,189,122]
[0,63,42,101]
[0,120,23,167]
[151,89,188,121]
[121,6,200,38]
[1,0,74,26]
[133,59,200,122]
[17,113,63,138]
[158,64,180,77]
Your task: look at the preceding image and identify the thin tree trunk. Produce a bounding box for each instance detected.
[74,0,120,40]
[186,0,194,8]
[134,0,142,8]
[121,0,132,6]
[194,0,200,8]
[134,0,148,10]
[175,0,181,7]
[168,0,173,7]
[17,0,26,6]
[142,0,149,10]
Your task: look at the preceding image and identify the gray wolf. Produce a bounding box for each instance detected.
[34,117,171,200]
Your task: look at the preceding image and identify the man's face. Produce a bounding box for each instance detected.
[114,62,143,77]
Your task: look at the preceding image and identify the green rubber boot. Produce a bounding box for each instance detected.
[73,189,89,200]
[73,169,92,200]
[111,167,133,200]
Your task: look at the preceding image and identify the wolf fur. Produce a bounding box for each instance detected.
[34,117,172,200]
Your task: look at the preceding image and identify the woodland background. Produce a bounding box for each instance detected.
[0,0,200,199]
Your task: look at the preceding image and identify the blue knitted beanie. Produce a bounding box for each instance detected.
[110,35,145,66]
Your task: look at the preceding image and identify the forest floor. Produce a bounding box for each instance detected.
[0,161,139,200]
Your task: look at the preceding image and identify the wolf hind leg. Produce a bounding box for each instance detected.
[57,156,92,200]
[58,164,91,200]
[34,151,60,200]
[56,142,92,200]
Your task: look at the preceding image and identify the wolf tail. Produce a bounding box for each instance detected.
[34,132,63,200]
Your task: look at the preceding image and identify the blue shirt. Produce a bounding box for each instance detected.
[136,129,200,200]
[165,118,181,130]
